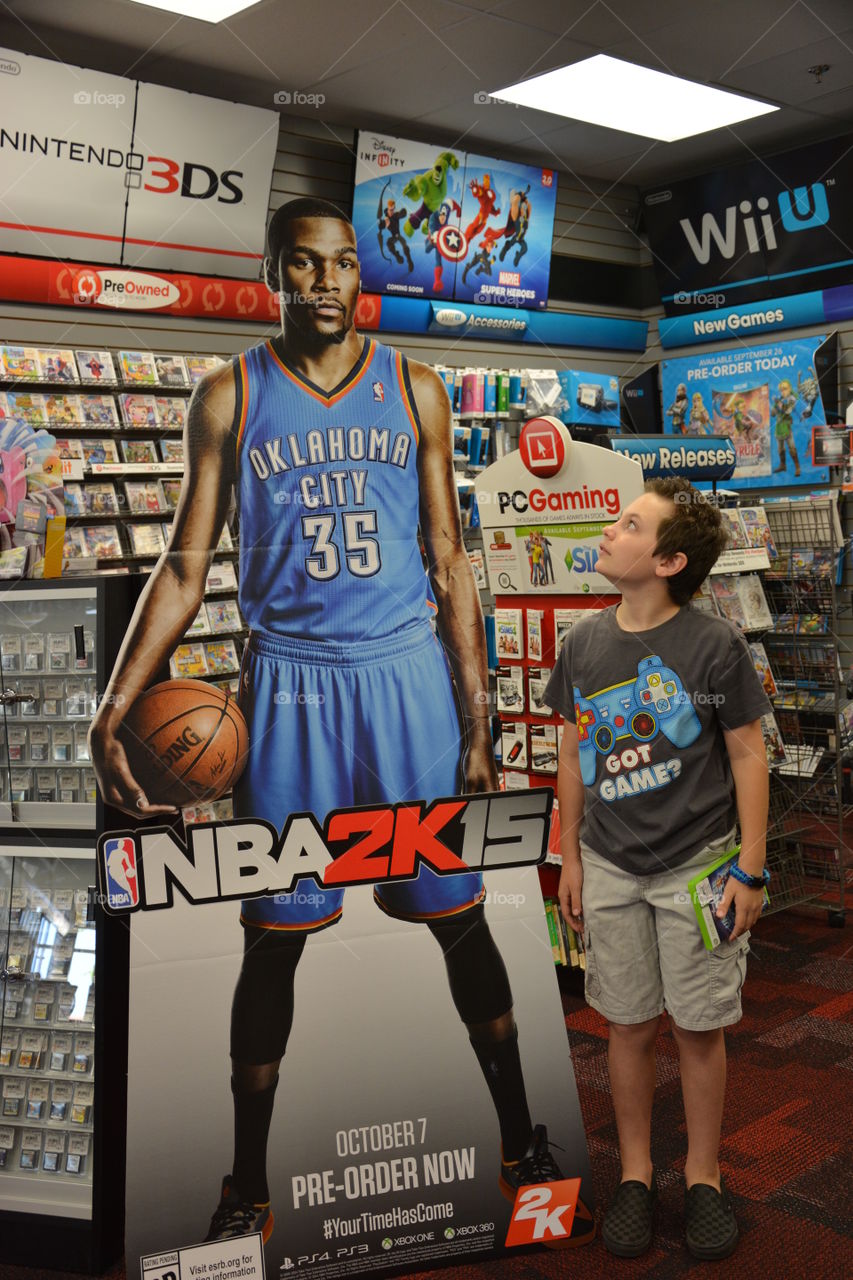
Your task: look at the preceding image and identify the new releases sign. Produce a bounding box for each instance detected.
[0,47,278,276]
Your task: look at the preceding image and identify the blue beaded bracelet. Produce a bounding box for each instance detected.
[729,863,770,890]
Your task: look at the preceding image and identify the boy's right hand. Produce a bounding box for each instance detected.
[558,856,584,934]
[89,719,178,819]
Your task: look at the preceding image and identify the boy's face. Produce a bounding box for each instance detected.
[595,492,677,588]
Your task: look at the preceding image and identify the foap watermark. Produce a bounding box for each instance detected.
[473,289,513,306]
[273,289,313,307]
[94,691,126,708]
[674,290,726,308]
[473,91,516,107]
[673,488,718,507]
[273,890,327,907]
[482,890,526,909]
[274,690,325,706]
[690,691,726,707]
[274,89,325,108]
[73,89,126,108]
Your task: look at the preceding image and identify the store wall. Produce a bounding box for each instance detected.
[0,111,847,661]
[0,114,652,383]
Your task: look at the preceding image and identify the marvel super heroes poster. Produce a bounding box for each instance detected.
[352,132,558,308]
[661,335,830,490]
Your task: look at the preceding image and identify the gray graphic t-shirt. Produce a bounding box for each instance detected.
[544,604,770,876]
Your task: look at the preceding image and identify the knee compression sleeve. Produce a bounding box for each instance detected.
[427,905,513,1025]
[230,926,306,1064]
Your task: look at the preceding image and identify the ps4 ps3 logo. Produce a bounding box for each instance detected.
[677,182,830,264]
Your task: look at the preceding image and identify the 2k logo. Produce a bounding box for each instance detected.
[504,1179,581,1247]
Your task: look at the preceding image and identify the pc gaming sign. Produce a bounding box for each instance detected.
[476,416,644,594]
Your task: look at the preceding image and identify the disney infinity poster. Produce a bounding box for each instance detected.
[352,131,558,309]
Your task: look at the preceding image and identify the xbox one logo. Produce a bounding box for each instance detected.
[444,1227,455,1240]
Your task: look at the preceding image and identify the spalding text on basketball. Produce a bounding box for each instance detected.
[153,726,204,776]
[96,790,553,914]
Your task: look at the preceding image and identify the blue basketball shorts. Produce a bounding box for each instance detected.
[234,623,485,931]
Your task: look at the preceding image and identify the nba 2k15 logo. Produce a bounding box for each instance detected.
[96,790,552,915]
[505,1178,581,1247]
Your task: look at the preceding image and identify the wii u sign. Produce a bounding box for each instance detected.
[647,181,832,268]
[73,268,180,309]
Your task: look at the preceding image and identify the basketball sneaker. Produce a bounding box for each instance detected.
[205,1175,274,1242]
[500,1125,596,1247]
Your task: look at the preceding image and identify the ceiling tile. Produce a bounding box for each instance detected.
[723,29,853,106]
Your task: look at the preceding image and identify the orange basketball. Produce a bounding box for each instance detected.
[121,679,249,807]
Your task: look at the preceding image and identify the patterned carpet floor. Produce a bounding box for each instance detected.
[2,907,851,1280]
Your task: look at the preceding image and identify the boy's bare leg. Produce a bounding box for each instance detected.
[608,1016,659,1185]
[672,1023,726,1190]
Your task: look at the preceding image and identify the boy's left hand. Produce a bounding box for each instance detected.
[717,879,765,939]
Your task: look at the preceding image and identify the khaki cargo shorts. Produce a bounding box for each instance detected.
[579,832,749,1031]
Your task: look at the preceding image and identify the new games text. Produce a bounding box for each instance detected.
[96,791,552,914]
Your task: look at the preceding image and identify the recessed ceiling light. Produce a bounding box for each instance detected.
[492,55,778,142]
[127,0,259,21]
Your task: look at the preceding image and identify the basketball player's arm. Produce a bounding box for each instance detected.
[411,361,497,793]
[88,365,237,816]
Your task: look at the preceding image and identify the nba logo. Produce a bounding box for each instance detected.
[519,417,567,478]
[102,836,139,910]
[373,380,385,403]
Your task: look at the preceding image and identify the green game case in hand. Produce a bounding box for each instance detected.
[687,845,769,951]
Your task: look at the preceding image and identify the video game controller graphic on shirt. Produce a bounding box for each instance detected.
[574,655,701,785]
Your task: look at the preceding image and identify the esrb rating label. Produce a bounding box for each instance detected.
[504,1179,580,1247]
[142,1234,265,1280]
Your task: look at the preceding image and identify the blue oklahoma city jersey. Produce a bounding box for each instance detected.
[236,337,432,641]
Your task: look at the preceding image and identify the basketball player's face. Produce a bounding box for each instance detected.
[279,218,360,344]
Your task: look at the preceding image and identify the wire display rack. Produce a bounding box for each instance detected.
[759,495,850,925]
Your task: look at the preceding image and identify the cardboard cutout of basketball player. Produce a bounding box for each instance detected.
[89,199,593,1262]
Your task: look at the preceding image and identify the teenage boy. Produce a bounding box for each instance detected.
[545,477,770,1260]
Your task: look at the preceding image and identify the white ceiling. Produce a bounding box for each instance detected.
[2,0,853,188]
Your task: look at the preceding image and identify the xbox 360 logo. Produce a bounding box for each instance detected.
[444,1227,455,1240]
[381,1238,393,1250]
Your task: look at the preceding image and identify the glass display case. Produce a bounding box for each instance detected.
[0,576,139,1270]
[0,849,96,1215]
[0,584,100,828]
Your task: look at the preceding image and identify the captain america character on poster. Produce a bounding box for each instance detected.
[353,131,558,307]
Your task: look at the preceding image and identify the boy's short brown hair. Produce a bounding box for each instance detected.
[645,477,728,605]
